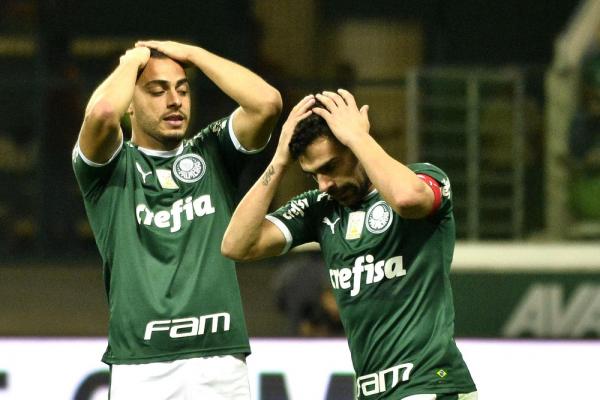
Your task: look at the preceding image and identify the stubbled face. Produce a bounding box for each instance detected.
[299,136,371,207]
[129,57,191,150]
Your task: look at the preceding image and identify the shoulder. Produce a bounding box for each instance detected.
[189,117,230,144]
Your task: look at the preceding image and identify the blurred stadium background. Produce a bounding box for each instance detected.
[1,0,599,399]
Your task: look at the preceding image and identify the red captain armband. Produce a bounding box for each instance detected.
[417,174,442,216]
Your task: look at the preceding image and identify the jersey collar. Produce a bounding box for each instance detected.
[136,143,184,158]
[363,188,378,201]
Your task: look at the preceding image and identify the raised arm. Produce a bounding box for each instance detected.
[313,89,435,219]
[78,47,150,163]
[136,40,282,150]
[221,95,315,261]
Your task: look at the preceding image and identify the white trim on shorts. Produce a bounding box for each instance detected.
[110,354,250,400]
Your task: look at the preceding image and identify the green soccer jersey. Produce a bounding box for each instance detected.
[72,114,256,365]
[268,163,476,399]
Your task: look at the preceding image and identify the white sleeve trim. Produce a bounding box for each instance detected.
[74,137,123,167]
[228,110,271,154]
[265,215,293,255]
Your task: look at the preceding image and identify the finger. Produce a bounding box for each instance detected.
[311,106,331,121]
[136,40,160,50]
[321,91,345,107]
[360,104,369,117]
[338,89,357,108]
[296,110,313,121]
[315,93,337,111]
[292,94,313,108]
[292,96,315,114]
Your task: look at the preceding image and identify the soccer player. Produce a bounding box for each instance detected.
[222,90,477,399]
[72,40,281,399]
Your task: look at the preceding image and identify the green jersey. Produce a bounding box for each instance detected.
[73,115,255,365]
[268,163,476,398]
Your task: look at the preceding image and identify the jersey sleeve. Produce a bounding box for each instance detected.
[190,111,270,181]
[71,139,124,202]
[266,190,324,254]
[408,162,453,217]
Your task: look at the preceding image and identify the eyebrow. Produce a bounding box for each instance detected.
[143,78,189,89]
[302,157,337,175]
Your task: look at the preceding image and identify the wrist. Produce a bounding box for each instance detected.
[187,46,206,66]
[344,131,371,149]
[271,155,292,171]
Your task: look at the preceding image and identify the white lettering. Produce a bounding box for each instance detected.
[502,284,600,337]
[356,362,413,397]
[169,317,198,338]
[193,195,216,216]
[384,256,405,279]
[282,198,310,220]
[154,210,170,228]
[331,255,404,297]
[144,312,231,340]
[144,320,171,340]
[135,195,216,233]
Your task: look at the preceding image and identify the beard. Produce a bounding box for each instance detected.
[134,115,188,149]
[330,172,371,207]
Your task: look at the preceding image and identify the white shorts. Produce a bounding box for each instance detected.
[402,391,478,400]
[110,354,250,400]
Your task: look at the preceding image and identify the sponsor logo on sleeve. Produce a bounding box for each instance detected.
[441,177,451,199]
[282,197,310,220]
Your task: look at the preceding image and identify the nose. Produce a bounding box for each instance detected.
[167,89,182,108]
[317,174,334,193]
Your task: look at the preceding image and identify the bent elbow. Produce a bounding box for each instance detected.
[221,238,248,262]
[86,100,121,130]
[261,88,283,119]
[391,190,432,219]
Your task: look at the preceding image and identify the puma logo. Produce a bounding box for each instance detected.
[322,217,340,234]
[136,162,153,184]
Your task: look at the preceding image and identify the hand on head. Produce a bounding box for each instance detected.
[120,46,151,69]
[313,89,370,147]
[135,40,193,64]
[274,95,315,165]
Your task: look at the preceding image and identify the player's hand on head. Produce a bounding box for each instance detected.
[119,46,151,69]
[135,40,193,63]
[274,94,315,165]
[313,89,370,147]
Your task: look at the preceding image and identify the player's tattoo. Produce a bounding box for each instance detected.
[262,165,275,186]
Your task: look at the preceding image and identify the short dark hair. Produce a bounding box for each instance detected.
[289,100,339,159]
[136,49,186,80]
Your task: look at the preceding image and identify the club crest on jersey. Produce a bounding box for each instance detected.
[366,201,393,234]
[173,154,206,183]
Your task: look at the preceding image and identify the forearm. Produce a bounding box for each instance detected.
[187,47,280,115]
[346,135,432,216]
[222,159,288,260]
[85,59,140,119]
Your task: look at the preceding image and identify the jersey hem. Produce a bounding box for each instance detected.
[386,384,477,400]
[102,344,252,365]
